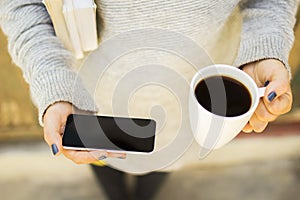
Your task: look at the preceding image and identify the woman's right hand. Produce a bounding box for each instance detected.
[43,101,126,164]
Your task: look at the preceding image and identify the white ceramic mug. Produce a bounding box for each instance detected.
[189,64,266,150]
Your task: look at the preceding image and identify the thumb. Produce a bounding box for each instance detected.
[44,130,63,156]
[264,78,289,103]
[263,78,292,115]
[258,60,290,103]
[43,116,64,156]
[43,102,72,156]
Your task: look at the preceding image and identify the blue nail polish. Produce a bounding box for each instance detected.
[264,80,270,87]
[268,91,277,102]
[99,156,107,160]
[51,144,59,155]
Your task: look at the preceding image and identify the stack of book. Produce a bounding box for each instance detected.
[43,0,98,59]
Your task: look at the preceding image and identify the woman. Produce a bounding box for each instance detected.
[0,0,298,199]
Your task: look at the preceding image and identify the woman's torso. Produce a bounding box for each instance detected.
[80,0,243,173]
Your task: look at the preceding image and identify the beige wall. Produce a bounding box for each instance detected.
[0,30,38,127]
[289,12,300,74]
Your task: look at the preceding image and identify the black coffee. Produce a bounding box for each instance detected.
[195,76,252,117]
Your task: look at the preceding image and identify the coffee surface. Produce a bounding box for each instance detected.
[195,76,252,117]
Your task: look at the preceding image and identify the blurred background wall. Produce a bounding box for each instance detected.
[290,10,300,109]
[0,30,42,142]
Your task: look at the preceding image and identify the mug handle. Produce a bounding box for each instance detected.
[258,87,267,98]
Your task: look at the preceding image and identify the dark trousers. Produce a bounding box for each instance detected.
[90,165,169,200]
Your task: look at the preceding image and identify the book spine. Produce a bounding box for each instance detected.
[73,3,98,51]
[63,0,84,59]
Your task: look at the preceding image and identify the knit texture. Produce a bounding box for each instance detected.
[234,0,298,75]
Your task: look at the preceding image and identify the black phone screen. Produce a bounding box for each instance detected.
[62,114,156,153]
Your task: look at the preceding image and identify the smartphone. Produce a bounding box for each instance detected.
[62,114,156,153]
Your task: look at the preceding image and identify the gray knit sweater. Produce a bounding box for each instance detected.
[0,0,298,172]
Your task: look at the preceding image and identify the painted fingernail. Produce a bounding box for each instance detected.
[118,156,126,159]
[99,156,107,160]
[51,144,59,155]
[268,91,277,102]
[264,80,270,87]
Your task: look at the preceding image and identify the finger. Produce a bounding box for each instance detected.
[264,92,292,115]
[43,102,73,156]
[256,60,291,105]
[262,67,292,115]
[63,150,127,164]
[242,123,253,133]
[249,113,268,133]
[63,150,109,165]
[264,78,290,102]
[107,152,127,159]
[254,101,278,122]
[44,126,64,156]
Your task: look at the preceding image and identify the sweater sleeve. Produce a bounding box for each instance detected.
[0,0,98,126]
[234,0,299,74]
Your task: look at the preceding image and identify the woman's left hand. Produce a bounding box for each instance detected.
[241,59,293,133]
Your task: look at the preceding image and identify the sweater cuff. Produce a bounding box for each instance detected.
[234,35,292,76]
[30,69,98,126]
